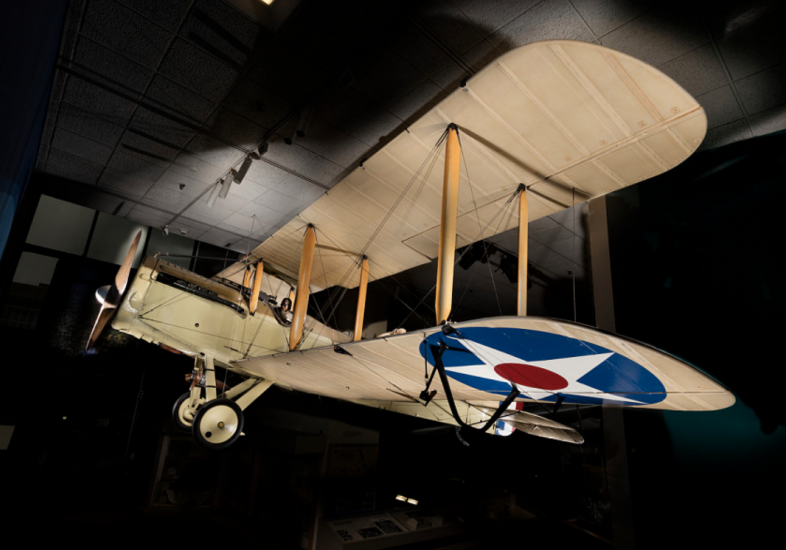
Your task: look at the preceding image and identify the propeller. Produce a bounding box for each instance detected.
[86,230,142,350]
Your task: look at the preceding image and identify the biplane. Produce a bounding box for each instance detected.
[88,40,734,450]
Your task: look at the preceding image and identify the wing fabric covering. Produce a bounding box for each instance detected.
[217,40,706,290]
[233,317,734,412]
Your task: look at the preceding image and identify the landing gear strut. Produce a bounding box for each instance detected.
[171,355,274,450]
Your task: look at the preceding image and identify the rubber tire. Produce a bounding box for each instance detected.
[191,399,244,450]
[172,392,195,432]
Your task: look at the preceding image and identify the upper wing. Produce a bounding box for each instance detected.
[217,40,706,290]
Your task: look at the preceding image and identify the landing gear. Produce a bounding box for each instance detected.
[191,399,244,450]
[173,355,273,450]
[172,392,203,432]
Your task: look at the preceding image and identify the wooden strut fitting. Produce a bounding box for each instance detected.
[243,265,252,289]
[518,186,528,316]
[249,260,264,315]
[353,257,369,341]
[289,225,316,350]
[435,124,461,325]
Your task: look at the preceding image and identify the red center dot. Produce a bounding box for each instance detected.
[494,363,568,390]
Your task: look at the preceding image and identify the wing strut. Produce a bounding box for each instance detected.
[435,123,460,325]
[426,326,520,432]
[289,225,316,350]
[353,257,369,341]
[517,184,528,316]
[249,260,263,314]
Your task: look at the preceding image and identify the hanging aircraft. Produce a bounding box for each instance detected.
[87,40,734,450]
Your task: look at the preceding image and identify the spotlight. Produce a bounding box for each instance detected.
[163,225,170,236]
[219,170,236,199]
[206,175,226,208]
[235,157,253,183]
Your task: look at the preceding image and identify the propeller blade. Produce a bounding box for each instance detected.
[86,303,117,351]
[86,230,142,350]
[115,230,142,296]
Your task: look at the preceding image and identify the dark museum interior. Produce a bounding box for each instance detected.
[1,1,785,548]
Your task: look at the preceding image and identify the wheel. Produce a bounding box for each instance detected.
[172,392,195,431]
[191,399,244,450]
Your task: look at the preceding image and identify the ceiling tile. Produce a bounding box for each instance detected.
[569,0,655,38]
[126,204,172,227]
[449,0,541,37]
[61,77,138,128]
[200,226,245,249]
[169,217,211,240]
[170,152,227,185]
[491,0,596,50]
[390,23,452,79]
[657,43,728,98]
[273,173,327,203]
[352,47,428,109]
[414,0,485,55]
[119,130,180,166]
[203,106,268,151]
[696,86,744,129]
[387,80,443,122]
[155,169,210,198]
[220,77,294,130]
[116,0,193,32]
[735,63,786,115]
[227,237,265,254]
[143,183,200,212]
[246,40,330,105]
[71,35,153,100]
[749,104,786,137]
[146,74,218,125]
[51,127,115,166]
[179,0,266,70]
[297,155,346,188]
[238,200,290,226]
[183,194,237,225]
[261,136,316,172]
[702,0,783,39]
[716,13,786,81]
[81,191,132,216]
[274,0,363,72]
[227,179,267,202]
[319,131,370,170]
[244,157,290,187]
[55,102,125,148]
[80,0,173,70]
[220,212,270,238]
[253,188,300,214]
[106,149,167,183]
[98,168,154,199]
[600,7,706,67]
[158,38,239,103]
[698,118,753,151]
[129,107,196,149]
[44,148,105,185]
[184,134,245,171]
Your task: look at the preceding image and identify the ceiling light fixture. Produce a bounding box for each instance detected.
[219,169,237,199]
[207,175,227,208]
[235,156,254,183]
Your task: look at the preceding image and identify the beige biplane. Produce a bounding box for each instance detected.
[88,40,734,450]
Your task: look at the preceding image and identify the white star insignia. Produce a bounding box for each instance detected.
[443,336,643,404]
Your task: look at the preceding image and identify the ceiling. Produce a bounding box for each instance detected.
[33,0,786,310]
